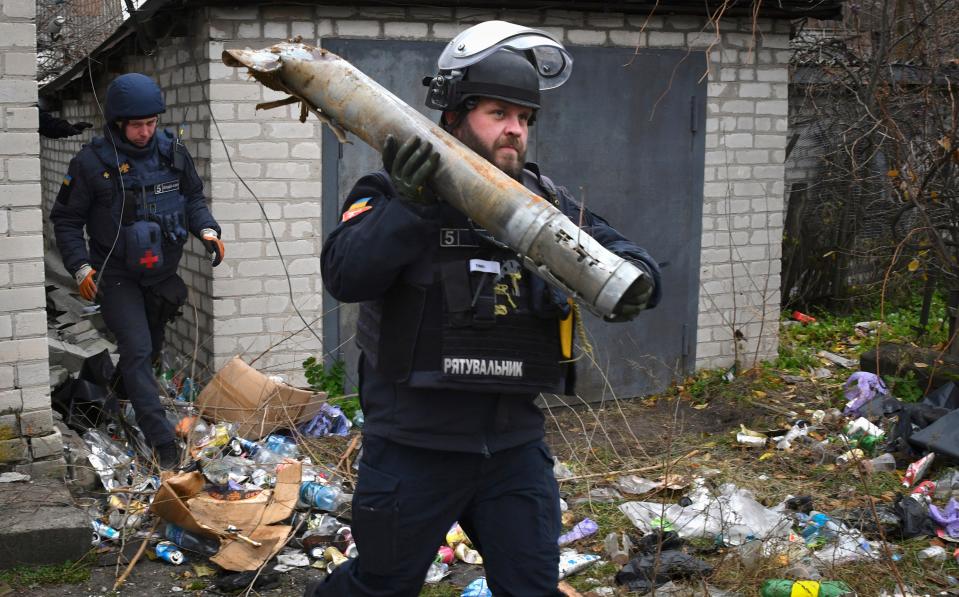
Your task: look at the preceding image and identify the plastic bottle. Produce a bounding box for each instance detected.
[865,453,896,473]
[265,434,299,458]
[760,580,855,596]
[854,434,881,456]
[165,524,220,557]
[300,481,343,511]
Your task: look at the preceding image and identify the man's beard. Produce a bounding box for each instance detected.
[456,122,526,180]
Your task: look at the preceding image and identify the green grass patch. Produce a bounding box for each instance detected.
[0,550,95,589]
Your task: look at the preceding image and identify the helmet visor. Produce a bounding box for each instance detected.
[438,21,573,90]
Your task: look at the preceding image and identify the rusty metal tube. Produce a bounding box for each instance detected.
[222,42,645,317]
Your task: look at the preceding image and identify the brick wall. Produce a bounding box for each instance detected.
[39,4,792,387]
[209,5,789,374]
[1,0,64,477]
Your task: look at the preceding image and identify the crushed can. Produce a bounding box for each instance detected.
[324,546,348,573]
[92,520,120,542]
[903,453,936,487]
[155,541,185,565]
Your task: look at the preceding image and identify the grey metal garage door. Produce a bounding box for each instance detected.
[321,38,705,401]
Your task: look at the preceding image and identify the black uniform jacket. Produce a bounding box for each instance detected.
[321,164,661,454]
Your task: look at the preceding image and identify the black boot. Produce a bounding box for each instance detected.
[155,441,180,470]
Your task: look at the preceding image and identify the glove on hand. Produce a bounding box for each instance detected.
[75,264,98,301]
[382,134,440,205]
[201,229,225,267]
[71,122,93,134]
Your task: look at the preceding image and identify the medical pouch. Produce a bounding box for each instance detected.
[123,220,164,272]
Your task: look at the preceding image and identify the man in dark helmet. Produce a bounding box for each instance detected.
[313,21,661,597]
[50,73,224,469]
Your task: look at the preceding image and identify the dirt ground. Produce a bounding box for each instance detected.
[10,369,916,597]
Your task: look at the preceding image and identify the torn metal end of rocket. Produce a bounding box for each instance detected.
[222,48,282,73]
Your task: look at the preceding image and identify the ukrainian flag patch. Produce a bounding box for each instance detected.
[62,174,72,186]
[342,197,373,222]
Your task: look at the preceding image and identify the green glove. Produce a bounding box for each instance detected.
[382,134,441,205]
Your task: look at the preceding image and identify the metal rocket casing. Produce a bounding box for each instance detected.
[222,42,645,317]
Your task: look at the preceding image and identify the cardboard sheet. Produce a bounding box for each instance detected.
[195,356,325,440]
[151,462,302,571]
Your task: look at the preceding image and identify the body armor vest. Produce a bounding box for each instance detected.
[357,170,568,395]
[88,130,188,275]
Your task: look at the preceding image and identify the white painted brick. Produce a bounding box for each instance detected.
[264,22,289,40]
[238,142,289,159]
[14,360,46,391]
[725,32,757,49]
[0,337,45,364]
[243,181,287,198]
[236,22,261,39]
[431,23,468,39]
[8,207,41,232]
[755,134,787,149]
[224,241,263,259]
[265,163,311,179]
[291,21,316,39]
[265,122,316,138]
[286,258,321,275]
[733,182,765,196]
[291,142,321,159]
[687,31,720,48]
[236,259,282,277]
[12,311,44,337]
[609,30,643,48]
[718,100,754,114]
[587,13,624,28]
[762,33,791,49]
[266,240,315,256]
[648,32,686,46]
[2,0,33,18]
[0,365,12,391]
[29,428,62,459]
[210,84,261,102]
[384,22,429,38]
[735,150,769,164]
[756,68,788,82]
[4,52,35,77]
[240,295,291,315]
[0,22,34,47]
[5,157,39,181]
[724,133,752,149]
[338,20,381,37]
[627,15,662,28]
[740,83,772,98]
[566,29,606,45]
[0,236,41,260]
[213,316,263,335]
[737,69,755,81]
[283,202,320,219]
[0,134,39,155]
[0,316,9,339]
[211,162,261,179]
[264,277,311,294]
[212,277,263,297]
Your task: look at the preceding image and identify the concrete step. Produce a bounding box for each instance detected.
[0,478,90,569]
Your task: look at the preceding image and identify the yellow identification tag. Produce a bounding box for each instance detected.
[791,581,820,597]
[559,298,574,359]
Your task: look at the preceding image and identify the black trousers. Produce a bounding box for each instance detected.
[306,435,564,597]
[98,276,175,447]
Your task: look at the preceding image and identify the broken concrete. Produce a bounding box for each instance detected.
[0,478,90,569]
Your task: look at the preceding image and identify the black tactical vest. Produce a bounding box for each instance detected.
[356,170,568,395]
